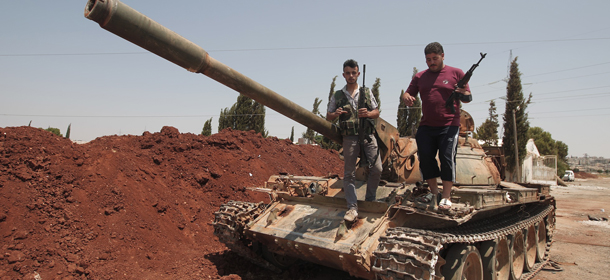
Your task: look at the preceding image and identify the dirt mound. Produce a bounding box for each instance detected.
[575,171,598,179]
[0,126,344,280]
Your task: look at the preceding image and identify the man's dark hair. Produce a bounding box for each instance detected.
[424,42,444,55]
[343,59,359,71]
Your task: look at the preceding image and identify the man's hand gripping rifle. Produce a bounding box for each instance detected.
[358,64,378,168]
[445,52,487,114]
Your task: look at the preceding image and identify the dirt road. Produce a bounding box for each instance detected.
[535,177,610,280]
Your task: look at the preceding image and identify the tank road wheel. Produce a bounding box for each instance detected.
[443,244,484,280]
[524,225,537,271]
[481,238,510,280]
[535,221,547,262]
[262,246,298,270]
[508,232,525,280]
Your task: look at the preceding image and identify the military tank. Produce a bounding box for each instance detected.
[83,1,556,279]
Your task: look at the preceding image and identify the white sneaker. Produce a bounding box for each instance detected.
[344,208,358,222]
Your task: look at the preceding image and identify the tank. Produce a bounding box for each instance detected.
[84,1,556,279]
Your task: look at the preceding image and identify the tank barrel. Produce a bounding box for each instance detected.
[84,0,341,143]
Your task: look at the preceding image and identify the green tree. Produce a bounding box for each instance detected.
[397,89,409,136]
[302,98,323,143]
[319,76,342,151]
[371,77,381,112]
[502,57,532,176]
[397,67,421,137]
[527,127,570,176]
[527,127,554,154]
[405,96,421,137]
[328,75,338,101]
[44,127,62,137]
[556,141,569,176]
[218,95,268,137]
[201,117,213,136]
[65,123,71,139]
[290,126,294,142]
[476,100,499,146]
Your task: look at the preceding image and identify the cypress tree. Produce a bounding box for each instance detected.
[371,77,381,112]
[66,123,71,139]
[397,67,421,137]
[320,76,342,150]
[302,98,322,143]
[218,95,267,137]
[201,118,212,136]
[502,57,532,176]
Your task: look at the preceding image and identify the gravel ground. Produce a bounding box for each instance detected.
[535,177,610,280]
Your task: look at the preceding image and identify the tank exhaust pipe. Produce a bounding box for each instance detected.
[84,0,341,143]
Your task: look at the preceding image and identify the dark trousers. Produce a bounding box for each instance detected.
[415,125,459,182]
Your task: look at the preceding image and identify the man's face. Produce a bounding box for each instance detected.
[425,52,444,72]
[342,66,359,85]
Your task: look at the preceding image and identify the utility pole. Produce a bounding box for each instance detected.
[512,108,520,182]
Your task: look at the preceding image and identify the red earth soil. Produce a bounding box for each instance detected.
[0,126,346,280]
[575,171,598,179]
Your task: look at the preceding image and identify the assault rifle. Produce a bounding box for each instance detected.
[445,52,487,113]
[358,64,378,168]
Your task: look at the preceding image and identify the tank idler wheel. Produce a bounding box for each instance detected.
[524,224,537,271]
[262,246,298,270]
[443,244,484,280]
[481,237,510,280]
[535,221,547,262]
[509,231,525,280]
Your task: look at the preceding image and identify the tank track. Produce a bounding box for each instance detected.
[213,200,281,273]
[373,203,555,280]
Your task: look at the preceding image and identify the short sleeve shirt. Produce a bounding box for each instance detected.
[406,65,469,127]
[327,85,378,113]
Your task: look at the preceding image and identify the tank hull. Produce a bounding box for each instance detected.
[84,2,557,279]
[247,198,388,279]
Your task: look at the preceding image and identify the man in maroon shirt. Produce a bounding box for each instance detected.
[401,42,472,210]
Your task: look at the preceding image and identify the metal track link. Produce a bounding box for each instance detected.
[373,203,555,280]
[521,240,553,280]
[213,201,281,273]
[373,229,444,280]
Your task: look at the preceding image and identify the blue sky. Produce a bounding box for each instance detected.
[1,0,609,158]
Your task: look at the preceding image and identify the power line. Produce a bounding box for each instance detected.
[473,62,610,88]
[533,86,610,96]
[530,107,610,114]
[534,92,610,101]
[525,62,610,78]
[532,113,610,119]
[0,113,267,118]
[527,71,610,85]
[2,38,610,57]
[0,52,148,57]
[472,88,610,105]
